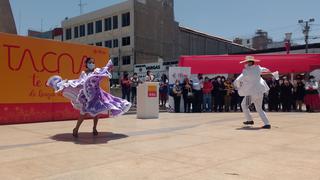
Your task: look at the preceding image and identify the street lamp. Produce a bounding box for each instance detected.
[298,18,315,53]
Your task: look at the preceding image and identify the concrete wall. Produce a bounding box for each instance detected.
[0,0,17,34]
[134,0,179,64]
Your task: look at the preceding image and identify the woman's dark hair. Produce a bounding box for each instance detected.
[309,75,315,79]
[123,71,129,78]
[161,74,168,81]
[85,57,93,68]
[133,72,137,76]
[147,70,151,76]
[183,78,188,84]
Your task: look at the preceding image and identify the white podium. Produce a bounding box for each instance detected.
[137,82,159,119]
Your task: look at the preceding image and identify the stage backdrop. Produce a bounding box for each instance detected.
[0,32,109,124]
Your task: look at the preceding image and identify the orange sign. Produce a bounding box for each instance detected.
[0,32,109,103]
[148,85,157,97]
[0,32,109,124]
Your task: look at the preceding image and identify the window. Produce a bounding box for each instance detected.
[104,17,112,31]
[122,56,131,65]
[74,26,79,38]
[113,15,118,29]
[113,39,119,48]
[112,57,119,66]
[95,20,102,33]
[104,40,112,48]
[122,12,130,27]
[65,28,72,40]
[122,36,130,46]
[87,22,94,35]
[95,42,102,46]
[80,24,85,37]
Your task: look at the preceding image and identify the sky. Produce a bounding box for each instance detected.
[9,0,320,44]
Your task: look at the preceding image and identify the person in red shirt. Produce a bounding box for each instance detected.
[202,77,213,112]
[120,72,131,102]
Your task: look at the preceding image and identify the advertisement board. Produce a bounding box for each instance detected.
[0,32,109,124]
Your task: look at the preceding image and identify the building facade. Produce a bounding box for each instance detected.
[28,28,63,41]
[233,29,276,50]
[233,37,253,49]
[251,29,273,50]
[62,0,251,78]
[0,0,17,34]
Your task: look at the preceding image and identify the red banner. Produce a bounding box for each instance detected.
[179,54,320,74]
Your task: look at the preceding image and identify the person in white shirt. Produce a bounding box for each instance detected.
[234,56,278,129]
[192,74,204,112]
[145,70,155,82]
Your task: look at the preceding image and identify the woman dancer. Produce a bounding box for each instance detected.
[47,58,131,137]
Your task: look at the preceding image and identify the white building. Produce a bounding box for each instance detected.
[62,0,251,79]
[62,1,134,78]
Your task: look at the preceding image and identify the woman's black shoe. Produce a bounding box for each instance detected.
[243,121,254,125]
[93,129,98,136]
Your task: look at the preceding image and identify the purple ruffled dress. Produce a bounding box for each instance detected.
[47,60,131,117]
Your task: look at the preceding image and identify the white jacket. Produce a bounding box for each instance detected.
[234,65,270,97]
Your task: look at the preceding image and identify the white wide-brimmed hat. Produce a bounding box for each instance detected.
[240,56,260,64]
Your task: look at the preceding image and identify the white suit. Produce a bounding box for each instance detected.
[234,65,270,125]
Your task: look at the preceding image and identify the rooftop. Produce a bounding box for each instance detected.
[179,26,254,50]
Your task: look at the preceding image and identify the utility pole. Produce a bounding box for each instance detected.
[78,0,87,15]
[298,18,315,53]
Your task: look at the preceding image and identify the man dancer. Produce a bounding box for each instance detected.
[234,56,278,129]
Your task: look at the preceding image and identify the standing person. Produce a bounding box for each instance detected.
[47,58,131,137]
[130,73,141,106]
[173,80,182,113]
[220,77,227,111]
[231,78,241,112]
[294,76,305,112]
[224,78,234,112]
[278,79,284,111]
[182,78,193,113]
[192,74,203,112]
[267,79,280,112]
[291,80,298,111]
[280,79,293,112]
[304,75,320,112]
[234,56,277,129]
[202,77,213,112]
[120,72,131,102]
[159,74,169,107]
[213,76,225,112]
[145,70,155,82]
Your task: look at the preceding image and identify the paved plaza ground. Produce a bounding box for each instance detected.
[0,112,319,180]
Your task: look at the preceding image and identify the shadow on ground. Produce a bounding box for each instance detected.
[236,126,262,131]
[50,132,128,145]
